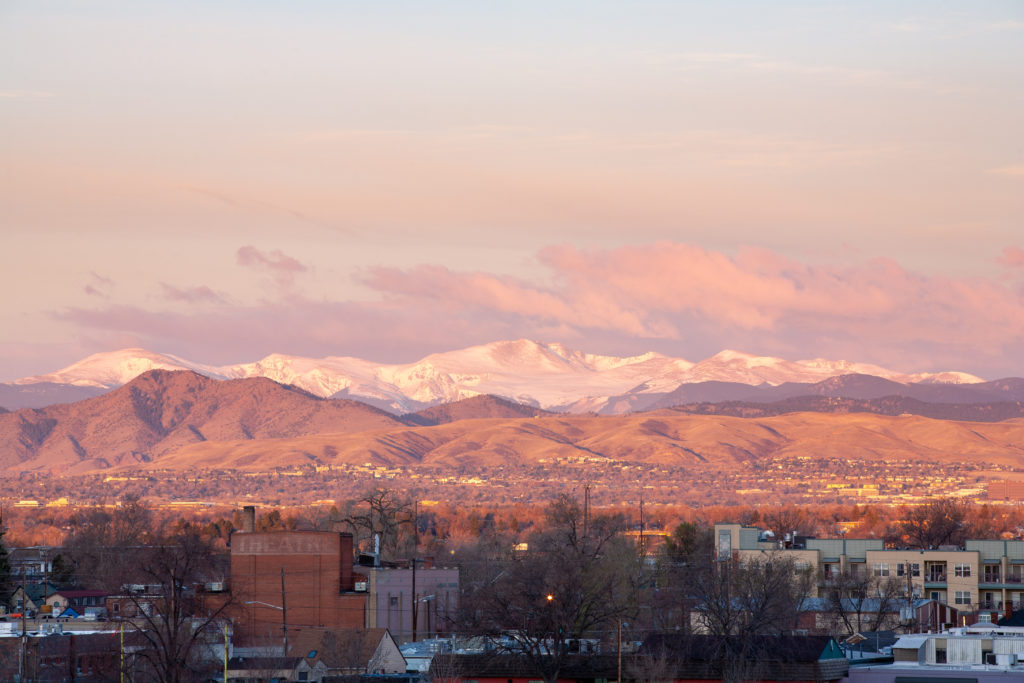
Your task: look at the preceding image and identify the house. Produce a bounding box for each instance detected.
[795,597,959,635]
[45,590,108,618]
[226,655,329,683]
[6,546,58,584]
[7,581,61,615]
[0,631,123,681]
[106,589,165,619]
[287,628,406,676]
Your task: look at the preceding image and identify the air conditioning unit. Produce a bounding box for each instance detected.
[205,582,225,592]
[354,581,368,592]
[995,653,1017,666]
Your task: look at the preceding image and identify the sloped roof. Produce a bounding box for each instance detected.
[997,609,1024,627]
[287,628,394,669]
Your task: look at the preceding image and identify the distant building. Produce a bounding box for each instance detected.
[716,522,1024,625]
[363,559,459,642]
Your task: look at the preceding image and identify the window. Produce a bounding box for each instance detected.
[955,590,971,605]
[873,563,890,577]
[298,673,308,682]
[954,564,972,578]
[898,562,920,577]
[717,531,731,560]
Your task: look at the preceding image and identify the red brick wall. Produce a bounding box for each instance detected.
[231,531,366,642]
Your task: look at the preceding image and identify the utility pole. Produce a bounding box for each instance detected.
[639,491,645,557]
[412,500,419,642]
[583,484,591,539]
[616,621,622,683]
[20,567,27,682]
[280,568,288,657]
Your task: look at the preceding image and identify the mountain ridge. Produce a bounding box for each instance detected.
[2,340,989,413]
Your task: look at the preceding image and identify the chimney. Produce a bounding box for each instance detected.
[339,533,354,591]
[242,506,256,533]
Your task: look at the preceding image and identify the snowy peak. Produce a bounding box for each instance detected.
[4,342,986,413]
[15,349,224,389]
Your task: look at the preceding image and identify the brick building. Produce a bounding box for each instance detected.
[230,507,367,645]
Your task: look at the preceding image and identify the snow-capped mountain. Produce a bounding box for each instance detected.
[6,340,985,413]
[14,348,227,388]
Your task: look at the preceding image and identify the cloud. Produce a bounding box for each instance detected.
[360,243,1024,374]
[83,272,113,298]
[48,242,1024,378]
[236,245,308,286]
[159,282,228,305]
[998,247,1024,268]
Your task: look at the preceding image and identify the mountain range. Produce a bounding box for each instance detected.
[3,368,1024,475]
[0,340,990,413]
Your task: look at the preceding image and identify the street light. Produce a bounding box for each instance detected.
[245,600,287,656]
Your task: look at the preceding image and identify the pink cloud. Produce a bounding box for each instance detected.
[997,246,1024,268]
[45,242,1024,379]
[159,282,228,305]
[236,245,308,285]
[83,272,113,298]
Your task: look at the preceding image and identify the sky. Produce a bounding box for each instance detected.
[2,1,1023,381]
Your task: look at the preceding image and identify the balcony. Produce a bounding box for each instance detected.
[925,572,947,585]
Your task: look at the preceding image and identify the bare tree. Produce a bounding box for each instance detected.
[459,495,640,683]
[119,527,232,683]
[822,568,904,636]
[761,506,814,541]
[341,487,416,559]
[692,553,811,638]
[62,495,156,590]
[649,521,713,632]
[900,498,969,548]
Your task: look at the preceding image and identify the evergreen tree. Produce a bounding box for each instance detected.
[0,517,12,602]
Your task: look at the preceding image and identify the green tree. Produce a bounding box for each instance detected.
[0,520,12,602]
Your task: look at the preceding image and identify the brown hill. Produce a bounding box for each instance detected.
[406,394,553,425]
[663,396,1024,422]
[0,369,406,473]
[149,411,1024,472]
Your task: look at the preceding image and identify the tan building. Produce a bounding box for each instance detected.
[715,523,1024,616]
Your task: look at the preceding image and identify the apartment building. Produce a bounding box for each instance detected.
[715,523,1024,617]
